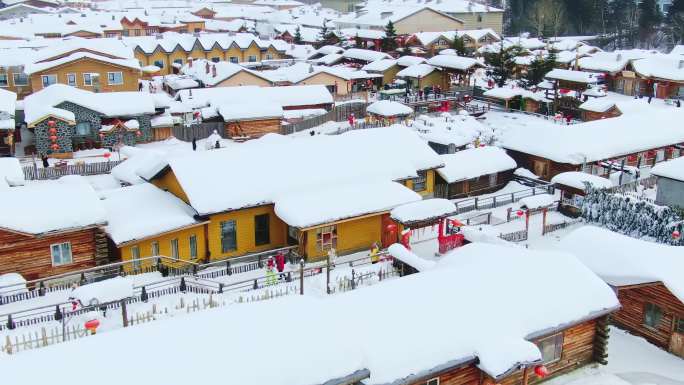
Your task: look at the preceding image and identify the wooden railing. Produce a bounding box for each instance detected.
[499,230,528,242]
[452,185,554,214]
[21,160,125,180]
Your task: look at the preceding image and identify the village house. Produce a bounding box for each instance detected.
[434,146,516,199]
[577,98,622,121]
[396,63,448,92]
[550,172,613,217]
[650,156,684,208]
[405,29,501,56]
[426,54,483,86]
[180,58,273,88]
[0,88,17,156]
[577,51,641,96]
[261,62,382,96]
[0,182,108,280]
[133,126,442,262]
[559,226,684,359]
[362,58,401,86]
[23,84,158,156]
[630,55,684,99]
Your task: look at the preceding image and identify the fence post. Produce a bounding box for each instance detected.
[351,269,356,290]
[121,300,129,328]
[38,281,46,296]
[299,259,305,295]
[226,260,232,275]
[326,251,331,295]
[218,283,223,294]
[54,305,62,321]
[141,286,148,302]
[179,277,187,293]
[6,314,14,330]
[492,196,496,208]
[507,207,511,222]
[474,197,478,210]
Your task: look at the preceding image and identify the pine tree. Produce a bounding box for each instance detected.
[318,24,329,44]
[293,26,303,45]
[543,49,557,73]
[522,55,546,88]
[668,0,684,44]
[484,42,519,87]
[452,35,467,56]
[638,0,662,47]
[381,20,398,52]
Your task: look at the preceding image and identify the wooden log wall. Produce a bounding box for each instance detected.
[408,364,480,385]
[612,283,684,349]
[0,228,98,280]
[225,119,281,138]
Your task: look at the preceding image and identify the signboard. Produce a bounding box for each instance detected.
[621,70,636,78]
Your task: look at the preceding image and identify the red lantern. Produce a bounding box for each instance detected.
[103,152,111,159]
[49,135,57,142]
[84,319,100,334]
[47,120,56,128]
[385,223,398,232]
[516,209,524,217]
[48,127,57,135]
[534,365,549,378]
[99,133,105,140]
[673,230,681,240]
[135,130,142,137]
[51,143,60,151]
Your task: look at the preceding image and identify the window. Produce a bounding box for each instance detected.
[170,238,179,260]
[423,378,439,385]
[83,73,99,86]
[488,173,497,187]
[12,73,28,86]
[220,220,237,253]
[644,303,663,328]
[536,333,564,364]
[131,245,141,270]
[179,28,188,34]
[477,13,483,22]
[0,74,7,87]
[173,58,183,66]
[189,235,198,260]
[229,56,239,63]
[41,74,57,88]
[676,317,684,334]
[151,241,159,256]
[154,60,165,69]
[75,122,91,136]
[134,29,142,36]
[194,28,201,33]
[50,242,72,266]
[122,30,129,36]
[265,54,273,60]
[211,56,220,63]
[413,170,427,192]
[316,225,337,252]
[254,214,270,246]
[248,55,257,62]
[107,71,123,85]
[66,73,76,87]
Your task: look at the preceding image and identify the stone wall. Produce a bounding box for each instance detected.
[34,119,74,155]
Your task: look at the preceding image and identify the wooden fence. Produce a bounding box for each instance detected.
[281,102,367,134]
[172,122,225,142]
[453,185,554,214]
[542,219,582,235]
[22,160,125,180]
[499,229,529,242]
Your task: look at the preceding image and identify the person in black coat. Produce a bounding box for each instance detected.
[192,137,197,151]
[41,154,49,168]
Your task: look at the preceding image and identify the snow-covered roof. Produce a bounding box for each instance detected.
[650,156,684,182]
[426,54,482,71]
[181,59,272,87]
[339,28,385,40]
[0,157,24,189]
[550,172,613,191]
[545,69,600,84]
[559,226,684,301]
[143,126,443,216]
[176,85,333,111]
[0,182,106,235]
[518,194,555,210]
[396,55,426,67]
[387,243,436,271]
[577,52,633,74]
[390,198,456,225]
[396,63,436,78]
[483,87,546,101]
[218,102,283,121]
[275,181,421,228]
[24,51,140,75]
[101,183,200,245]
[362,58,397,72]
[0,88,17,116]
[342,48,391,63]
[631,55,684,82]
[23,84,156,126]
[367,100,413,117]
[436,147,516,184]
[578,98,617,113]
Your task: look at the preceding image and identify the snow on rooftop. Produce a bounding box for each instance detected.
[578,97,617,113]
[550,172,613,191]
[436,147,516,184]
[545,69,599,84]
[367,100,413,117]
[178,85,333,111]
[631,55,684,82]
[342,48,391,63]
[218,102,283,121]
[70,276,135,305]
[274,181,421,228]
[362,58,397,72]
[577,52,633,74]
[147,126,442,216]
[0,88,17,115]
[558,226,684,301]
[101,183,200,245]
[426,54,482,71]
[0,157,25,189]
[24,51,140,75]
[396,55,426,67]
[650,156,684,181]
[390,198,456,225]
[396,63,436,78]
[387,243,436,272]
[483,87,546,101]
[0,182,105,235]
[518,194,556,210]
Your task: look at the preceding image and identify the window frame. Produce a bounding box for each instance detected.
[170,238,179,260]
[131,245,141,270]
[0,73,8,87]
[254,214,270,246]
[151,241,159,256]
[535,332,564,364]
[189,235,198,260]
[229,56,239,64]
[425,378,439,385]
[75,121,91,136]
[412,170,427,192]
[316,225,337,252]
[12,73,28,86]
[676,317,684,334]
[83,72,100,87]
[41,74,57,88]
[248,55,257,62]
[50,242,73,266]
[153,60,165,69]
[644,302,663,329]
[66,73,76,87]
[220,220,237,253]
[107,71,123,85]
[211,56,220,63]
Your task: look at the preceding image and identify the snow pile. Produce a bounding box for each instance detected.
[650,156,684,182]
[274,181,421,228]
[101,184,200,245]
[0,273,27,295]
[578,98,617,113]
[484,87,546,101]
[461,225,515,246]
[70,277,135,306]
[396,55,427,67]
[545,69,599,84]
[427,54,482,71]
[111,147,165,185]
[551,172,613,191]
[390,199,456,224]
[0,182,106,235]
[218,102,283,121]
[0,157,25,189]
[518,194,556,210]
[362,58,398,72]
[413,112,495,148]
[437,147,516,184]
[387,243,436,272]
[396,63,436,78]
[367,100,413,117]
[558,226,684,301]
[631,55,684,82]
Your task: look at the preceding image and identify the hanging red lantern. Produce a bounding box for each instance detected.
[99,132,105,140]
[516,209,524,217]
[49,135,57,142]
[534,365,549,378]
[103,152,111,159]
[48,127,57,135]
[673,230,681,240]
[51,143,60,151]
[385,223,398,232]
[47,120,56,128]
[135,130,142,137]
[84,319,100,334]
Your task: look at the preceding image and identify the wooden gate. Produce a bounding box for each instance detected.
[670,331,684,358]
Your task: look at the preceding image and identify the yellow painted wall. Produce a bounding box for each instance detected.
[189,46,207,61]
[207,205,288,260]
[242,43,261,62]
[206,46,224,62]
[456,12,504,34]
[30,58,140,92]
[297,72,347,94]
[418,70,448,90]
[264,46,282,60]
[382,65,400,86]
[226,46,242,63]
[216,71,272,87]
[150,170,190,204]
[120,225,206,270]
[395,8,464,34]
[402,169,435,197]
[304,215,382,261]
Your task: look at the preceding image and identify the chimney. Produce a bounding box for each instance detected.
[205,61,210,74]
[212,65,217,77]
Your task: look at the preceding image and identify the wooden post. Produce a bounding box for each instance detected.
[121,299,128,328]
[522,367,530,385]
[542,208,548,235]
[299,259,305,295]
[326,250,331,295]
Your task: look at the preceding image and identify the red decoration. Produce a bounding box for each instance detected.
[534,365,549,378]
[135,130,142,137]
[516,209,524,217]
[84,319,100,334]
[47,120,56,128]
[103,152,111,159]
[49,135,57,142]
[99,133,105,140]
[48,127,57,135]
[385,223,397,232]
[627,155,637,162]
[673,230,681,240]
[50,143,60,151]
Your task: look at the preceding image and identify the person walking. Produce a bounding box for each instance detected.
[275,252,286,280]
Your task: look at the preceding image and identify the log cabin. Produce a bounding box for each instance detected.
[434,146,516,199]
[578,98,622,121]
[550,172,613,217]
[650,156,684,208]
[0,182,107,280]
[559,226,684,359]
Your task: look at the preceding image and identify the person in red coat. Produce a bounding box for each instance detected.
[275,252,286,280]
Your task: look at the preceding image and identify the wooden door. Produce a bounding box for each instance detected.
[670,332,684,358]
